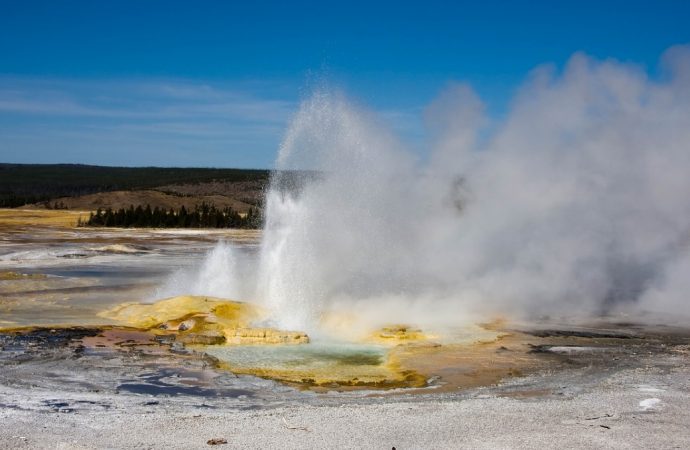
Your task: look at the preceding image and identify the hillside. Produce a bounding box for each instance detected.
[0,163,270,214]
[0,163,270,208]
[38,190,258,214]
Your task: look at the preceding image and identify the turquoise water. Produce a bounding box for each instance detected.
[204,341,387,372]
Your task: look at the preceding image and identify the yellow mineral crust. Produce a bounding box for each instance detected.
[98,295,261,330]
[226,328,309,345]
[99,295,311,346]
[216,355,426,388]
[208,322,429,386]
[367,324,435,345]
[0,271,48,281]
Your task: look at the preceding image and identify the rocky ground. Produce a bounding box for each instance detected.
[1,219,688,449]
[1,323,688,449]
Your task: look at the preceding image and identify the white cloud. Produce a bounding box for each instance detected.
[0,77,297,167]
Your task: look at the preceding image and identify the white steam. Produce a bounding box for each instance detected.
[155,241,249,300]
[255,46,690,331]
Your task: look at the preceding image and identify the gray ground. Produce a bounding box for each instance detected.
[1,330,688,449]
[2,227,689,449]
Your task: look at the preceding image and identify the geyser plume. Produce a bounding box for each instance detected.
[156,241,251,301]
[255,46,690,331]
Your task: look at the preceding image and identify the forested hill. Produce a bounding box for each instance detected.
[0,163,270,208]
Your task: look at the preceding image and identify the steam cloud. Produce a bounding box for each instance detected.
[163,46,690,332]
[253,45,690,331]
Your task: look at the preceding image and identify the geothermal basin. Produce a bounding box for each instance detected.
[2,210,690,448]
[1,210,688,394]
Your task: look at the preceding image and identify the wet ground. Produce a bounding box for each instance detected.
[1,320,688,405]
[1,319,689,449]
[1,217,689,399]
[0,215,259,328]
[1,214,689,447]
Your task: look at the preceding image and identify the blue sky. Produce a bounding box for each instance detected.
[1,1,689,168]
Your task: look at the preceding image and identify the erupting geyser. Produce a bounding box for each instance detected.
[189,46,690,333]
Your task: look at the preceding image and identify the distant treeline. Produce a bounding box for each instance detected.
[0,193,51,208]
[80,204,261,229]
[0,163,270,207]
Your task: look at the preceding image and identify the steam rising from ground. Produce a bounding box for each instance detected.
[156,242,250,301]
[254,46,690,331]
[173,46,690,332]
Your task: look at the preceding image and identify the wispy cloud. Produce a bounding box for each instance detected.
[0,77,298,167]
[0,76,430,167]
